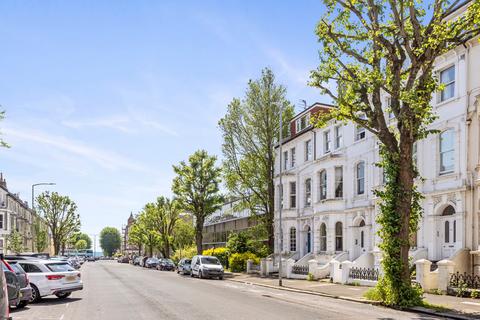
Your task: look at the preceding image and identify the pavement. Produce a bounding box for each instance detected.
[11,261,445,320]
[227,273,480,319]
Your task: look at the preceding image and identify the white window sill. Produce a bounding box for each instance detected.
[435,96,458,108]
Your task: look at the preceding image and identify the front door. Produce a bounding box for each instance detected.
[441,217,457,259]
[306,227,311,254]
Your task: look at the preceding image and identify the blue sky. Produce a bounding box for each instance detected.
[0,1,327,247]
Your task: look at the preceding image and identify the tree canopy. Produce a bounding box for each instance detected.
[219,68,294,252]
[172,150,223,254]
[99,227,122,257]
[310,0,480,307]
[36,191,80,255]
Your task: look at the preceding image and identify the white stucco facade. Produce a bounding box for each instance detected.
[274,32,480,276]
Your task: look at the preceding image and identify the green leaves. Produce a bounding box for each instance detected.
[218,68,293,252]
[310,0,480,307]
[172,149,223,254]
[99,227,122,256]
[36,191,80,255]
[7,231,24,254]
[0,110,10,149]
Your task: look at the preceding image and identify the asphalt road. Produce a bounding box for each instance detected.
[11,261,444,320]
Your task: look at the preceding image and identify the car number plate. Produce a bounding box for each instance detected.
[66,275,76,281]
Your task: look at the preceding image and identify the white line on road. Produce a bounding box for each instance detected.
[461,301,480,307]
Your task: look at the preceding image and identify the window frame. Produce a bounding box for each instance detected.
[355,125,366,141]
[304,178,312,207]
[334,125,342,149]
[356,161,365,195]
[439,129,455,175]
[438,65,455,103]
[290,227,297,252]
[319,170,327,201]
[320,223,327,252]
[323,130,331,154]
[290,147,296,168]
[283,150,288,171]
[305,140,312,161]
[289,182,296,209]
[335,222,343,251]
[334,166,343,198]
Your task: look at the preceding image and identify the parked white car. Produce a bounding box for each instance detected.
[17,260,83,302]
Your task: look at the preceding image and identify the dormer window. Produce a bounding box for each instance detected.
[295,114,310,132]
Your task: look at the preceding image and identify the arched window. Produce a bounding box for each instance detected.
[335,222,343,251]
[439,129,454,174]
[360,231,364,248]
[359,219,365,227]
[290,227,297,251]
[442,205,455,216]
[320,223,327,252]
[356,162,365,195]
[319,170,327,201]
[444,221,450,243]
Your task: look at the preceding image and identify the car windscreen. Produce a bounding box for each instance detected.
[149,258,159,262]
[201,257,220,265]
[46,263,75,272]
[184,259,191,264]
[7,263,25,274]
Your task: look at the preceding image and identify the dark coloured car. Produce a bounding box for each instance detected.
[1,261,20,308]
[117,256,129,263]
[157,259,175,271]
[177,258,192,275]
[145,258,159,268]
[86,256,96,262]
[0,255,12,320]
[6,261,32,309]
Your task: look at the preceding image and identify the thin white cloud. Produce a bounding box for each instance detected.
[61,112,178,137]
[62,115,133,133]
[3,127,148,172]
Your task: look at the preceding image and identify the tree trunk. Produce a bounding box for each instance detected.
[53,239,60,256]
[267,164,275,253]
[396,141,415,286]
[195,216,204,255]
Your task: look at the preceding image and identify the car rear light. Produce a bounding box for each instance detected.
[46,275,65,280]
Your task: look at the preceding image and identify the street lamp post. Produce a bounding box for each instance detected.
[277,103,284,287]
[31,183,56,211]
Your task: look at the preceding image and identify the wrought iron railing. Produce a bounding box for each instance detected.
[349,267,379,281]
[449,272,480,289]
[292,264,309,275]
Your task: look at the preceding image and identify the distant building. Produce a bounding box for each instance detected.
[0,173,52,254]
[121,212,137,256]
[202,200,265,250]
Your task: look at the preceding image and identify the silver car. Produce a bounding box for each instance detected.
[177,258,192,275]
[191,255,224,280]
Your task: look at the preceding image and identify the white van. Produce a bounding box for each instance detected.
[190,255,224,280]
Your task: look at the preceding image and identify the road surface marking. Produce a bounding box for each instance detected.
[461,301,480,306]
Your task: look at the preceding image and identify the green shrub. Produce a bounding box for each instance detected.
[307,273,316,281]
[228,252,259,273]
[171,245,197,263]
[202,247,229,267]
[471,289,480,299]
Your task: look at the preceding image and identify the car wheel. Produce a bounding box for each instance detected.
[16,300,28,309]
[30,284,41,303]
[219,276,224,280]
[190,271,194,277]
[56,292,71,299]
[198,270,203,279]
